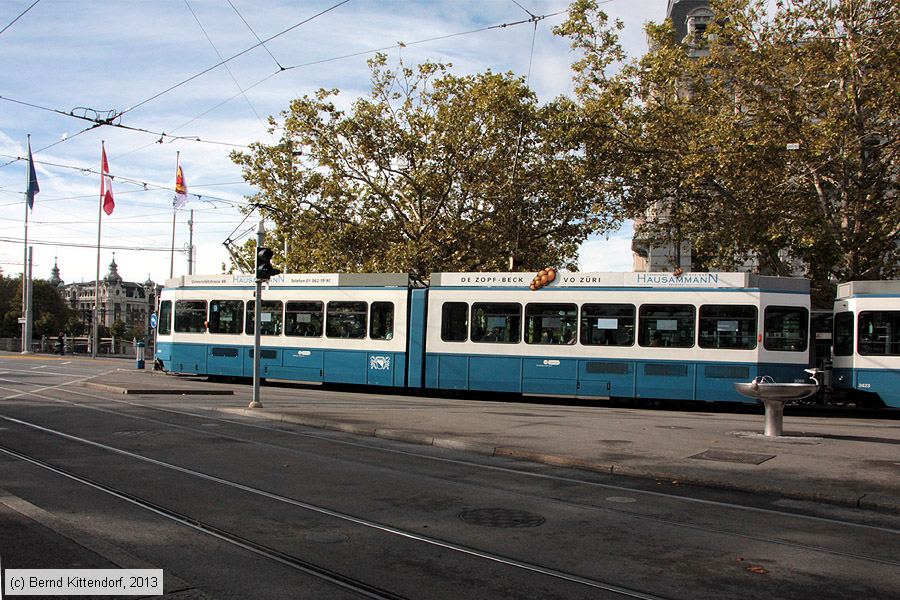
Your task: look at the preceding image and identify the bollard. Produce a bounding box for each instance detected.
[135,340,145,370]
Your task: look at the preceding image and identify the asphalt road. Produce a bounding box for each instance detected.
[0,356,898,599]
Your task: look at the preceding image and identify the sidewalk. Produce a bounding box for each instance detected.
[82,369,900,513]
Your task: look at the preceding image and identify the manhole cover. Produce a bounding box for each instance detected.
[689,449,775,465]
[458,508,545,528]
[605,496,637,504]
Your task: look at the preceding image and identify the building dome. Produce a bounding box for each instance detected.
[143,274,155,287]
[49,258,64,287]
[105,255,122,285]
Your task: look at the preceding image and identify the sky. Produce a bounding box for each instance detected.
[0,0,664,286]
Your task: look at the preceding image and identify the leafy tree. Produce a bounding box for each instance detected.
[556,0,899,301]
[0,275,78,338]
[231,54,613,279]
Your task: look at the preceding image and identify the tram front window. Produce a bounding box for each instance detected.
[158,300,172,335]
[858,311,900,356]
[833,312,854,356]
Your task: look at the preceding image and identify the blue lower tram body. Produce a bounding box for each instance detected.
[157,342,407,387]
[424,354,806,403]
[159,341,807,403]
[832,367,900,408]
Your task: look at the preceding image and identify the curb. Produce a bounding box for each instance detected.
[81,382,234,396]
[215,408,900,513]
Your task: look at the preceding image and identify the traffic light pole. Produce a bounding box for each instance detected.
[249,220,264,409]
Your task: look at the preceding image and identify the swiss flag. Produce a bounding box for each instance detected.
[101,146,115,215]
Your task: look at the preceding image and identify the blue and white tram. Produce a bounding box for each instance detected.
[155,273,410,387]
[419,272,812,403]
[831,280,900,408]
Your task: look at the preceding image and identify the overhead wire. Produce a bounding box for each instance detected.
[116,0,352,119]
[0,0,40,36]
[184,0,273,138]
[228,0,284,70]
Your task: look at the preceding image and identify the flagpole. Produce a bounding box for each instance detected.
[92,141,105,359]
[21,136,30,353]
[170,151,179,279]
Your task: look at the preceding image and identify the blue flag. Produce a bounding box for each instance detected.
[26,138,39,210]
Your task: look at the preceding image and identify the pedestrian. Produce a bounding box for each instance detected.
[56,331,65,355]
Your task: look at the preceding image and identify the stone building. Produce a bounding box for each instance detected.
[53,255,161,335]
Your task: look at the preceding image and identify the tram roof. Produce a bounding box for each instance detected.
[430,272,809,292]
[836,280,900,299]
[165,273,410,289]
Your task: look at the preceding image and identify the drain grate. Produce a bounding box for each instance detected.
[689,449,775,465]
[458,508,545,528]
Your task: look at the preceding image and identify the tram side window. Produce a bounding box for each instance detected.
[471,303,521,343]
[285,301,323,337]
[174,300,207,333]
[158,300,172,335]
[326,301,367,339]
[441,302,468,342]
[208,300,243,334]
[698,305,757,350]
[525,303,577,344]
[638,304,695,348]
[245,301,284,336]
[370,302,394,340]
[581,304,634,346]
[764,306,808,352]
[858,311,900,356]
[833,312,854,356]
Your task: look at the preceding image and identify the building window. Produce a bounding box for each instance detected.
[208,300,244,335]
[764,306,808,352]
[326,301,367,339]
[639,304,695,348]
[370,302,394,340]
[285,301,323,337]
[441,302,468,342]
[698,305,757,350]
[245,301,283,336]
[174,300,206,333]
[471,303,521,343]
[581,303,635,346]
[525,303,577,345]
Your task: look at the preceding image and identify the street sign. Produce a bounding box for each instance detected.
[149,313,158,329]
[17,317,26,324]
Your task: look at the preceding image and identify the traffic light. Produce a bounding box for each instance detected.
[255,246,280,281]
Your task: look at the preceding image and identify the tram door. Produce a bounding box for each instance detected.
[810,310,833,369]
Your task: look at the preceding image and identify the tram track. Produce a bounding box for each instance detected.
[0,444,406,600]
[0,374,897,576]
[2,374,897,536]
[0,412,672,600]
